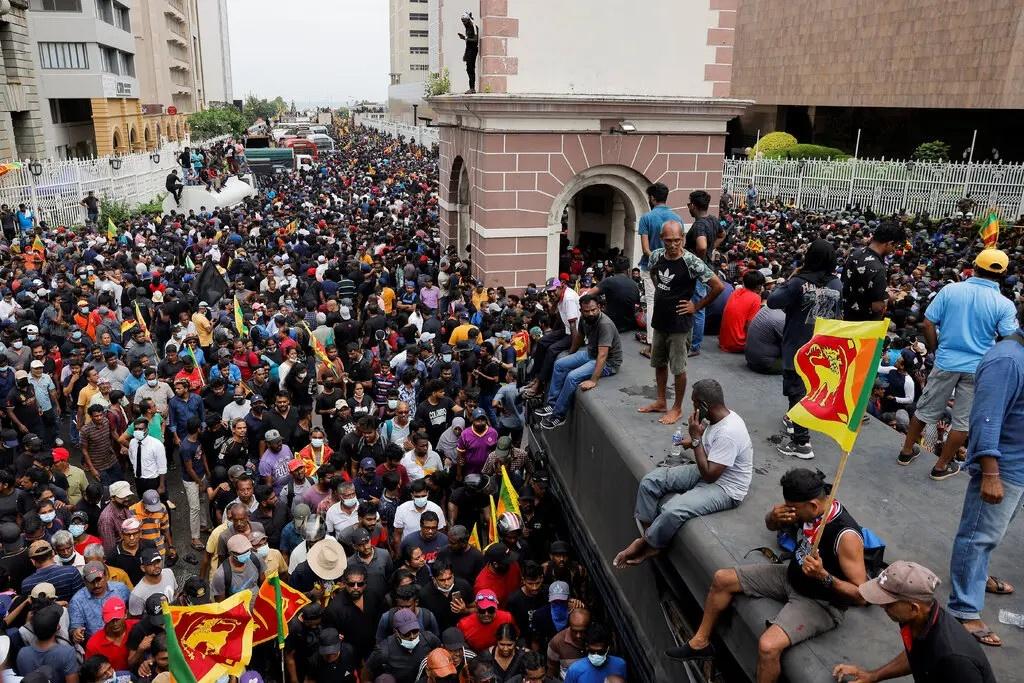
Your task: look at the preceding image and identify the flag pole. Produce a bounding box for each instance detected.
[811,449,852,553]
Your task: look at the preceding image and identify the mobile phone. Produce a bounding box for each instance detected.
[450,590,462,603]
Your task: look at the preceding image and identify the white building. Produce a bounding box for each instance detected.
[387,0,433,123]
[196,0,231,105]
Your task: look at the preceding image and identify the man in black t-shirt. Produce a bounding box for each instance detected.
[684,190,722,356]
[594,257,641,331]
[841,222,904,321]
[418,379,457,446]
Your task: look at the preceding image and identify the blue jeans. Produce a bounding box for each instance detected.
[635,463,738,548]
[948,473,1024,620]
[691,280,708,352]
[546,349,612,418]
[479,391,498,427]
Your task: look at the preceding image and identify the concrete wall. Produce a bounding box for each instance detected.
[196,0,231,104]
[731,0,1024,109]
[0,0,47,161]
[133,0,201,114]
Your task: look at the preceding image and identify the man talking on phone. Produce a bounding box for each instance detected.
[613,379,753,568]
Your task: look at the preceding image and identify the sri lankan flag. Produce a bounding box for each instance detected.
[251,572,310,648]
[107,218,118,241]
[164,590,256,683]
[746,237,764,253]
[233,296,248,338]
[980,211,999,248]
[487,495,499,548]
[468,523,482,551]
[786,318,889,452]
[31,235,45,254]
[495,465,520,518]
[133,301,148,337]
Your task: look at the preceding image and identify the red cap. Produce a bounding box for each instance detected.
[288,458,305,473]
[102,596,126,622]
[307,267,317,276]
[474,589,499,609]
[51,447,70,462]
[559,272,569,282]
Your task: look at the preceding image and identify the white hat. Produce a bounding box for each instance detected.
[340,306,351,321]
[307,537,347,580]
[29,360,44,369]
[108,481,133,499]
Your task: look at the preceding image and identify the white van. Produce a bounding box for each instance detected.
[307,133,335,152]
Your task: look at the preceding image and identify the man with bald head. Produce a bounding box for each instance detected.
[638,220,724,425]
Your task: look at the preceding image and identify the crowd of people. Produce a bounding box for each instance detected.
[0,122,643,683]
[0,110,1018,683]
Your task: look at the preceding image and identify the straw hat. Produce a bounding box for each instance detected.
[306,537,347,580]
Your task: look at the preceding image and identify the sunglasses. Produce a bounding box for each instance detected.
[478,607,497,615]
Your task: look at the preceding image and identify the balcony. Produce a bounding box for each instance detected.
[164,0,185,20]
[169,56,190,71]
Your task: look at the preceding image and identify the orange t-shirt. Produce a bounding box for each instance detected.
[718,288,762,353]
[380,287,396,314]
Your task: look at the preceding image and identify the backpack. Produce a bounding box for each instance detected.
[220,551,264,595]
[768,525,888,579]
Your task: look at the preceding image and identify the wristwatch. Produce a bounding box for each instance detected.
[690,438,702,450]
[821,573,834,588]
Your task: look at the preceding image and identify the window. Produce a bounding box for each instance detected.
[38,42,89,69]
[48,99,92,125]
[30,0,82,10]
[410,64,429,71]
[409,29,428,38]
[101,45,119,74]
[96,0,113,23]
[118,51,134,77]
[116,4,130,30]
[409,46,428,54]
[409,12,427,20]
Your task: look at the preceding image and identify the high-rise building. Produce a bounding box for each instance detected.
[28,0,149,158]
[387,0,432,121]
[133,0,202,146]
[196,0,231,106]
[0,1,46,161]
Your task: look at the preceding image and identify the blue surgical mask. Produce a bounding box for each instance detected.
[40,511,56,523]
[400,635,420,650]
[69,524,86,537]
[413,496,428,509]
[588,653,608,667]
[342,496,357,508]
[234,551,251,564]
[310,438,324,448]
[256,545,269,558]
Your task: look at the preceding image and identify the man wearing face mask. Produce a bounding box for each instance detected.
[536,295,621,431]
[132,368,173,422]
[368,607,441,683]
[221,385,250,424]
[5,334,30,370]
[392,479,446,551]
[613,379,753,568]
[211,534,263,603]
[563,623,626,683]
[8,370,43,438]
[258,429,294,493]
[127,418,167,500]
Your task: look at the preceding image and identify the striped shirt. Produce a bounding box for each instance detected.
[129,501,169,556]
[22,563,85,602]
[80,420,118,470]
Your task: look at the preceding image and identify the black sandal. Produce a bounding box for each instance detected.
[665,642,715,661]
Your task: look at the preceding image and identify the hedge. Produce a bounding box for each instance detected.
[764,143,851,160]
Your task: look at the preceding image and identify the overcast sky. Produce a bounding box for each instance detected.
[226,0,390,106]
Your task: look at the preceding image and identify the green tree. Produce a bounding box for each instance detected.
[912,140,950,162]
[187,105,247,138]
[272,96,288,115]
[242,94,277,125]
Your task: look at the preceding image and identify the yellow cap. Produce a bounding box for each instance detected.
[974,248,1009,273]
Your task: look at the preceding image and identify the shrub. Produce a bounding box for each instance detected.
[748,131,797,158]
[765,143,850,160]
[912,140,950,162]
[99,197,131,228]
[424,68,451,97]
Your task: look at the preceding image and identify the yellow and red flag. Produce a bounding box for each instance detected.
[495,465,520,519]
[487,495,499,548]
[468,523,482,551]
[786,318,889,452]
[133,301,148,337]
[980,210,999,248]
[251,572,310,647]
[163,590,256,683]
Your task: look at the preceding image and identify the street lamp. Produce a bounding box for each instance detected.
[28,160,43,177]
[110,157,123,171]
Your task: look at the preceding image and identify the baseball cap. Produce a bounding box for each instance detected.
[30,582,56,599]
[145,593,166,625]
[108,481,133,500]
[426,648,458,677]
[351,527,371,545]
[29,360,44,369]
[83,561,106,583]
[1,430,18,448]
[393,607,420,634]
[859,560,940,605]
[359,457,377,470]
[493,435,512,457]
[975,248,1009,273]
[548,580,570,602]
[545,277,562,291]
[264,429,282,442]
[121,517,141,533]
[471,407,487,420]
[182,576,211,605]
[29,540,53,559]
[227,534,253,554]
[474,589,499,610]
[140,547,162,565]
[318,628,342,655]
[101,596,126,622]
[69,510,89,525]
[14,370,27,381]
[51,447,70,462]
[288,458,305,473]
[142,489,163,512]
[549,540,570,555]
[441,627,465,649]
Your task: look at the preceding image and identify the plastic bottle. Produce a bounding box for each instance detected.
[671,428,685,457]
[998,609,1024,628]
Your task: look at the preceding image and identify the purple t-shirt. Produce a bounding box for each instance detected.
[258,446,294,492]
[420,285,441,310]
[457,426,498,475]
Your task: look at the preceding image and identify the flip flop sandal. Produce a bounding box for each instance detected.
[986,576,1014,595]
[191,541,205,552]
[956,618,1003,647]
[639,347,652,359]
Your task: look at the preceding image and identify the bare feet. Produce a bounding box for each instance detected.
[638,401,667,414]
[659,407,683,425]
[612,537,661,568]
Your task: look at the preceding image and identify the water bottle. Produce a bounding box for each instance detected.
[998,609,1024,628]
[671,428,685,457]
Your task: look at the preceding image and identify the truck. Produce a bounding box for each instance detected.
[243,148,295,176]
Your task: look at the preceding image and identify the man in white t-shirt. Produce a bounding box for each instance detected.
[613,379,752,567]
[391,479,447,548]
[524,277,580,397]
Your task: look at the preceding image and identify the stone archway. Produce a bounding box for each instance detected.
[129,126,139,151]
[546,164,652,273]
[448,155,473,256]
[144,125,153,150]
[112,128,124,154]
[176,119,183,139]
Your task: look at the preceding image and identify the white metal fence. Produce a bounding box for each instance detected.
[353,115,439,148]
[0,135,231,228]
[722,157,1024,218]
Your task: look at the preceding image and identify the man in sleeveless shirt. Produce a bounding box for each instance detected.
[666,468,869,683]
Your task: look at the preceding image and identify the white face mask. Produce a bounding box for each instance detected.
[400,635,420,650]
[388,400,398,410]
[342,496,358,508]
[133,429,145,440]
[588,653,608,667]
[310,438,324,448]
[412,496,428,509]
[147,379,158,387]
[11,341,22,349]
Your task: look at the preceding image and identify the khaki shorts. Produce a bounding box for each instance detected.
[914,367,974,432]
[735,563,845,646]
[650,329,692,376]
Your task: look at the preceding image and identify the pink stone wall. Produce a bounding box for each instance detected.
[706,0,737,97]
[439,128,726,289]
